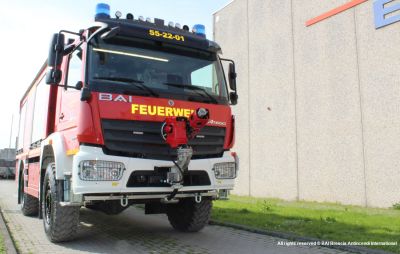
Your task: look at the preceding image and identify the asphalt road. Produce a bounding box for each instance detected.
[0,180,352,254]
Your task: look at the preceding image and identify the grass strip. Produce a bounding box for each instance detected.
[0,233,5,254]
[211,195,400,253]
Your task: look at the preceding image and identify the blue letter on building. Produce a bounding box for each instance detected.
[374,0,400,29]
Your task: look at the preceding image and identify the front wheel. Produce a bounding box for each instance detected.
[166,198,212,232]
[42,163,80,242]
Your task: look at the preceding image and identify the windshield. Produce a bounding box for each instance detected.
[88,39,229,104]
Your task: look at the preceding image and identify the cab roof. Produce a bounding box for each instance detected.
[94,17,221,53]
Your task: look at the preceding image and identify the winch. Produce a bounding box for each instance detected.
[161,108,210,196]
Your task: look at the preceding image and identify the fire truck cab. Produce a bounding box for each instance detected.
[16,3,238,242]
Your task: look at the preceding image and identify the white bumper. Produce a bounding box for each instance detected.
[72,145,236,195]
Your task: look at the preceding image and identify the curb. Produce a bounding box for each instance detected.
[209,220,392,254]
[0,209,17,254]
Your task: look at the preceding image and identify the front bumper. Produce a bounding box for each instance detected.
[72,145,236,196]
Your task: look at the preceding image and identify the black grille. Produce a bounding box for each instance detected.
[127,170,211,187]
[101,119,226,160]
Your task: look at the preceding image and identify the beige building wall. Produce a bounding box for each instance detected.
[215,0,251,196]
[214,0,400,207]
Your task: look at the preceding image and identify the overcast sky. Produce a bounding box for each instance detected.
[0,0,231,149]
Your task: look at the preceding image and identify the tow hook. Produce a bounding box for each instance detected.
[195,193,202,203]
[120,195,129,207]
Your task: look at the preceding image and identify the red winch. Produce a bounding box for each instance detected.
[161,108,210,191]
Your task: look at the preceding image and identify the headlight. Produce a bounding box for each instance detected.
[79,160,125,181]
[213,162,236,179]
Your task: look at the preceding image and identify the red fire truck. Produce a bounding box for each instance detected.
[16,3,238,242]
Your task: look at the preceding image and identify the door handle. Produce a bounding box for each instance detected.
[59,113,65,120]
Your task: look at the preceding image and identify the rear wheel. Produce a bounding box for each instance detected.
[42,163,80,242]
[21,181,39,216]
[166,198,212,232]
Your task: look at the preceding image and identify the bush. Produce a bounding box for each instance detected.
[392,203,400,210]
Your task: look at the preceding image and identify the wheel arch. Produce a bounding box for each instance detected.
[38,132,72,218]
[39,132,72,181]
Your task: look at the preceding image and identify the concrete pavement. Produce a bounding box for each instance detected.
[0,180,352,254]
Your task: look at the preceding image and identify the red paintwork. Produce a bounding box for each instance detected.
[27,163,40,198]
[91,92,233,148]
[76,101,98,143]
[46,85,59,135]
[228,115,235,148]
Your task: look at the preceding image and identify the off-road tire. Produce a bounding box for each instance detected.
[42,163,80,242]
[166,198,212,232]
[21,191,39,216]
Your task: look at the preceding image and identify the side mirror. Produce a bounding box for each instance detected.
[46,33,65,85]
[230,92,238,105]
[228,62,237,91]
[220,58,238,105]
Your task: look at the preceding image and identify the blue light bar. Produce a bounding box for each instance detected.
[193,24,206,38]
[95,3,110,19]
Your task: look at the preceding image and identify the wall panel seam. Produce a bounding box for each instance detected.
[353,8,368,207]
[247,0,252,196]
[290,0,300,200]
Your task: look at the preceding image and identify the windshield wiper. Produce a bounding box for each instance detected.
[163,82,218,104]
[94,77,159,97]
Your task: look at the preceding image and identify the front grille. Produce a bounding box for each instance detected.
[101,119,226,160]
[127,170,211,187]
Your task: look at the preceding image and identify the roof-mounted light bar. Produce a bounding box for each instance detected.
[95,3,207,38]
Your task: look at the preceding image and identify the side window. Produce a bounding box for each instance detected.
[190,65,218,94]
[66,48,82,88]
[17,102,27,149]
[31,77,50,143]
[23,92,36,150]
